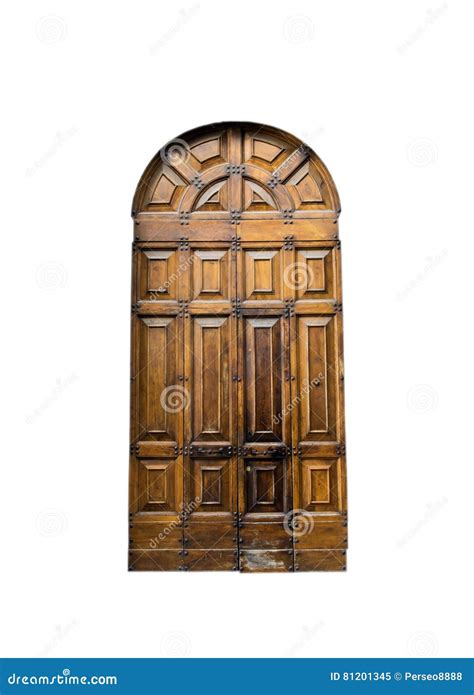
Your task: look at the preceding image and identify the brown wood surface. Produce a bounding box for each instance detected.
[129,122,347,572]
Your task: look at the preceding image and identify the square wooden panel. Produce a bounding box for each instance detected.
[139,249,179,301]
[299,458,341,512]
[243,249,282,302]
[244,459,287,514]
[187,459,233,514]
[137,458,178,513]
[295,247,335,300]
[191,248,231,301]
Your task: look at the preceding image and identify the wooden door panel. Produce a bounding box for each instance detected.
[190,315,232,444]
[130,523,183,550]
[191,247,232,302]
[184,522,235,550]
[240,550,293,573]
[295,550,346,572]
[243,316,286,443]
[244,458,287,515]
[243,248,283,304]
[294,245,336,301]
[137,316,181,443]
[295,314,338,443]
[128,550,182,572]
[138,247,180,302]
[298,457,341,513]
[186,458,234,516]
[136,457,180,513]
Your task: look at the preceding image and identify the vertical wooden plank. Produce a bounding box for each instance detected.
[228,126,242,213]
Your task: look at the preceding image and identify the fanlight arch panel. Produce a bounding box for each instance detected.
[132,123,340,222]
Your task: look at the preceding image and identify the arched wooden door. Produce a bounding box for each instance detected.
[129,123,347,572]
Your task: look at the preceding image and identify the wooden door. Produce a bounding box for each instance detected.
[129,123,347,572]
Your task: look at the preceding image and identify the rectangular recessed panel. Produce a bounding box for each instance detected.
[201,467,222,504]
[244,317,284,442]
[296,316,337,442]
[296,248,334,299]
[139,317,179,442]
[187,459,232,515]
[310,467,330,504]
[147,464,168,503]
[192,249,230,301]
[244,249,282,301]
[191,317,231,442]
[300,458,340,512]
[245,459,286,515]
[137,459,177,513]
[140,249,178,301]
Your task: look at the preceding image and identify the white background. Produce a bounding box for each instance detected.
[1,0,472,659]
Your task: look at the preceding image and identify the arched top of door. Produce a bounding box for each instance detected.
[132,122,340,227]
